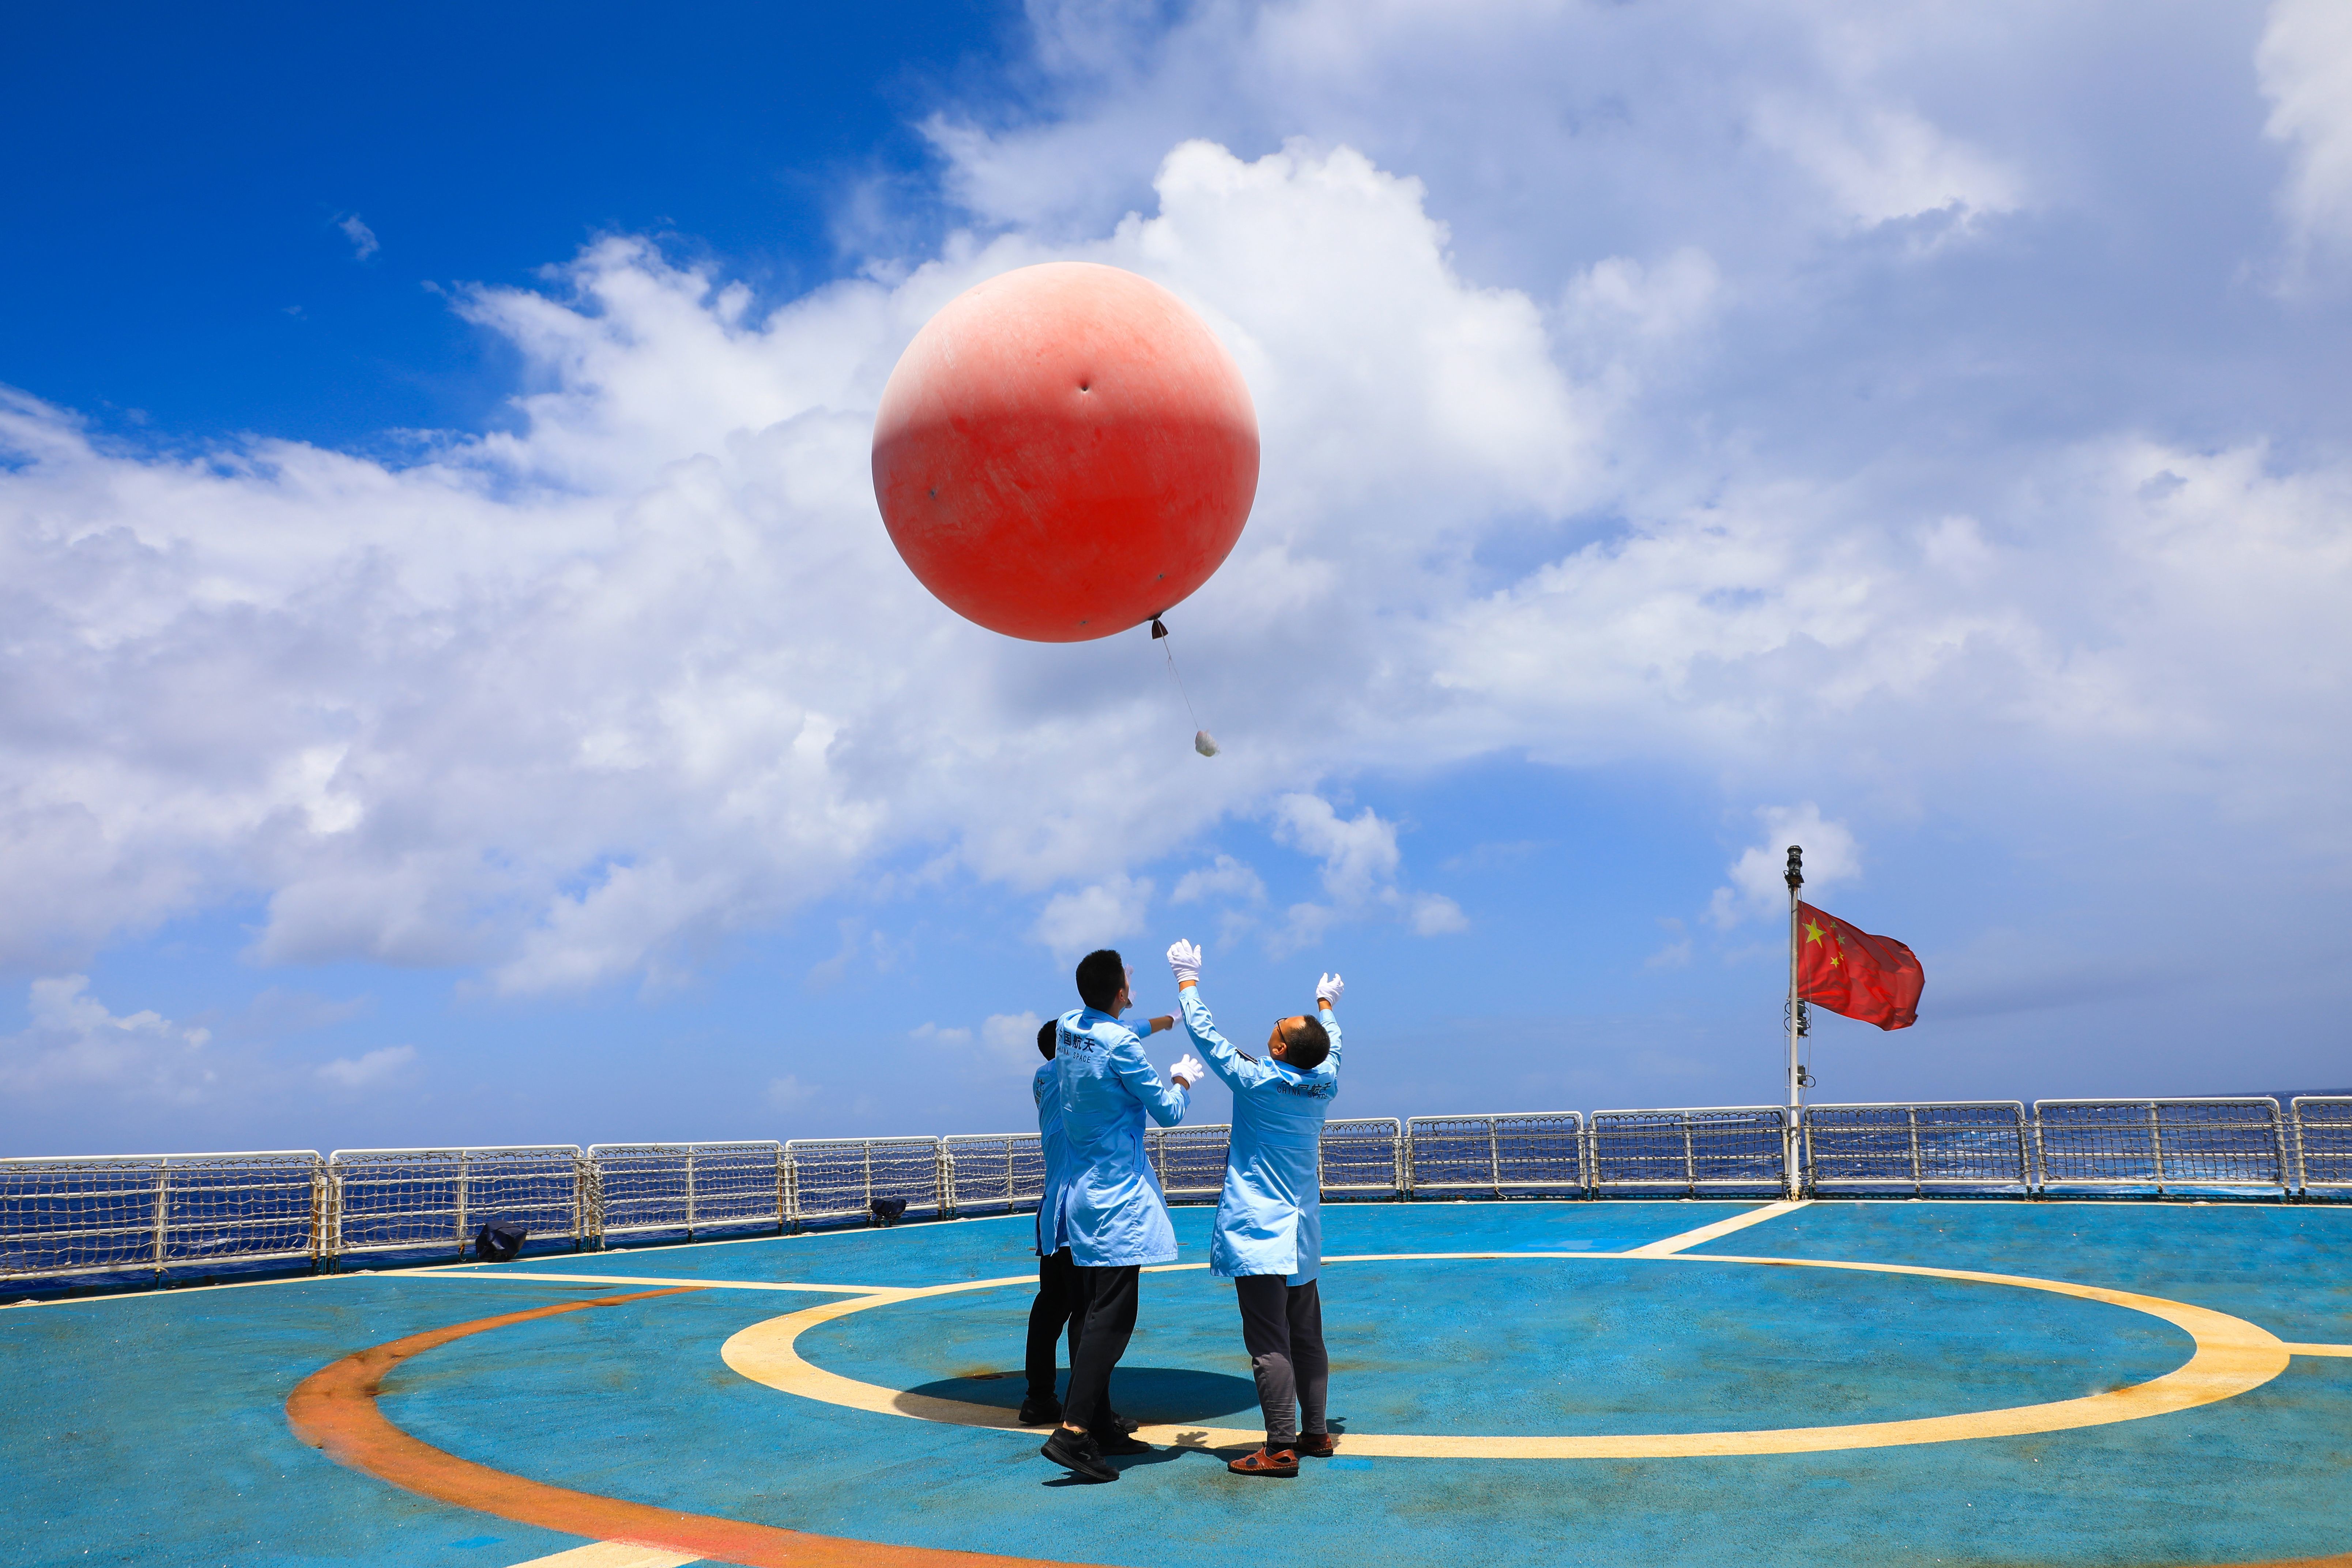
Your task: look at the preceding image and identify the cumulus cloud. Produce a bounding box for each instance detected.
[0,976,215,1100]
[1268,795,1465,949]
[316,1043,414,1089]
[337,213,379,260]
[1034,876,1153,958]
[2259,0,2352,260]
[765,1074,816,1110]
[1710,806,1862,930]
[4,1,2351,1048]
[980,1011,1045,1071]
[1171,854,1266,906]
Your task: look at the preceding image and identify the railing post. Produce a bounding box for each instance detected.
[2030,1105,2048,1196]
[152,1158,169,1281]
[309,1155,325,1271]
[1907,1107,1923,1198]
[2148,1102,2167,1197]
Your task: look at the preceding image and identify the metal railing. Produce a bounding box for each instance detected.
[783,1137,945,1226]
[585,1142,784,1241]
[0,1151,323,1282]
[2033,1100,2292,1195]
[9,1097,2348,1285]
[327,1146,584,1261]
[1589,1107,1790,1195]
[2293,1098,2352,1192]
[1147,1124,1233,1200]
[1803,1102,2031,1195]
[1319,1118,1405,1196]
[1403,1114,1584,1196]
[942,1133,1046,1215]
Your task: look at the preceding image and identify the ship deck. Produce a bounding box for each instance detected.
[7,1197,2350,1567]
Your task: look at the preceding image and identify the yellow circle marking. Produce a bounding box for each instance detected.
[719,1251,2293,1459]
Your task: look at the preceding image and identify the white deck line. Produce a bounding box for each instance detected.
[1622,1199,1813,1256]
[399,1270,885,1294]
[502,1544,698,1568]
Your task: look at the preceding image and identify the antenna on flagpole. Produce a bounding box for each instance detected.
[1784,844,1805,1198]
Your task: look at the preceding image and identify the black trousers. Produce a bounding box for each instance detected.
[1061,1263,1140,1434]
[1024,1247,1084,1405]
[1236,1274,1327,1446]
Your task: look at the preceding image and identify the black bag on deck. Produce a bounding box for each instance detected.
[474,1221,528,1262]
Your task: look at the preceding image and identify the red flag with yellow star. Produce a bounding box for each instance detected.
[1797,901,1923,1030]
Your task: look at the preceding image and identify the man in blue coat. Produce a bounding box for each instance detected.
[1023,1016,1164,1429]
[1039,949,1203,1483]
[1022,1019,1083,1426]
[1166,938,1344,1477]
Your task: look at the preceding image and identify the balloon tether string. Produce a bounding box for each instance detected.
[1151,617,1200,728]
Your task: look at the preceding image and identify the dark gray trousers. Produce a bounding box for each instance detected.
[1235,1274,1327,1446]
[1063,1264,1140,1435]
[1024,1247,1083,1406]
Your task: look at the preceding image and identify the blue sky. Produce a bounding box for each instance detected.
[4,1,2351,1157]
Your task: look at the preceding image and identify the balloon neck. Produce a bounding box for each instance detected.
[1149,617,1169,639]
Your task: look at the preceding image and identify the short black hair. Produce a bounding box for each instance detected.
[1037,1019,1056,1060]
[1277,1015,1332,1071]
[1075,949,1125,1013]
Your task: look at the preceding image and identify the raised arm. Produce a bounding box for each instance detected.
[1178,981,1271,1092]
[1168,939,1271,1093]
[1316,972,1345,1068]
[1110,1032,1190,1127]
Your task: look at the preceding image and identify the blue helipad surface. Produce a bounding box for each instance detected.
[5,1198,2349,1567]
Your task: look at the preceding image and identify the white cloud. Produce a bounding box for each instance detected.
[316,1043,414,1089]
[1409,893,1468,936]
[1171,854,1265,905]
[1268,795,1462,947]
[765,1074,816,1110]
[5,4,2352,1032]
[1710,806,1862,930]
[1271,795,1399,905]
[1752,101,2020,230]
[1033,876,1153,957]
[337,214,379,260]
[0,976,215,1100]
[2259,0,2352,260]
[980,1011,1047,1071]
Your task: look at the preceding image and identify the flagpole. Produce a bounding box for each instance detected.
[1784,844,1803,1198]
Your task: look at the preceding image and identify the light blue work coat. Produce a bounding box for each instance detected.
[1033,1058,1074,1258]
[1179,986,1341,1284]
[1052,1006,1190,1267]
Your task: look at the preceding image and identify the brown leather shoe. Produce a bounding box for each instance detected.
[1296,1431,1338,1458]
[1228,1446,1300,1477]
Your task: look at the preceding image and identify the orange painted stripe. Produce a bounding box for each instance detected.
[284,1287,1096,1568]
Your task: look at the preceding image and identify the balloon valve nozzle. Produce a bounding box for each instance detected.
[1150,617,1169,640]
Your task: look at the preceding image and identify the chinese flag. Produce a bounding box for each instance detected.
[1797,901,1924,1030]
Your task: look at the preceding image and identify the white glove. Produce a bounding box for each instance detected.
[1166,938,1203,986]
[1169,1053,1207,1089]
[1317,972,1345,1007]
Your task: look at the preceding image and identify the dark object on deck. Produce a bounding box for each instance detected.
[870,1198,908,1226]
[474,1222,528,1262]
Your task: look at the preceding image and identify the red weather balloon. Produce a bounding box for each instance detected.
[871,262,1259,642]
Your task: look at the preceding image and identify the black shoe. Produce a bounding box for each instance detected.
[1105,1407,1140,1434]
[1041,1428,1117,1482]
[1018,1398,1063,1426]
[1091,1428,1152,1456]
